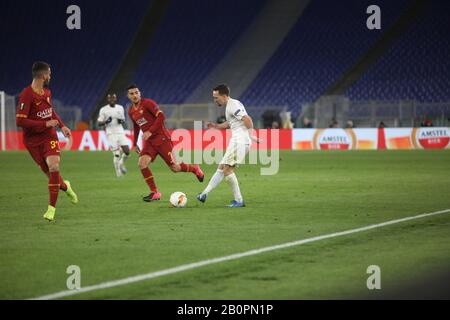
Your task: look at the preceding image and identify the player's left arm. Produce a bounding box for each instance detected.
[47,92,71,138]
[242,115,261,143]
[97,108,107,127]
[144,102,165,138]
[232,103,260,143]
[118,107,126,125]
[52,109,71,138]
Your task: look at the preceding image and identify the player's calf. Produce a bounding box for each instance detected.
[174,163,205,182]
[119,146,129,174]
[45,156,62,209]
[169,163,181,172]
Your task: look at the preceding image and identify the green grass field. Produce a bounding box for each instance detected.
[0,150,450,299]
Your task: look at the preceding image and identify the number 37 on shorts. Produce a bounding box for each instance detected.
[50,140,59,149]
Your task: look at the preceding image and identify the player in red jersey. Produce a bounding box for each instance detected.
[16,62,78,221]
[126,84,204,202]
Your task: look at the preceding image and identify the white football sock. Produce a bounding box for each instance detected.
[119,150,129,166]
[113,150,121,176]
[225,173,243,202]
[203,169,224,194]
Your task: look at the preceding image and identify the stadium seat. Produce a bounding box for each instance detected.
[345,0,450,103]
[240,0,412,114]
[0,0,151,117]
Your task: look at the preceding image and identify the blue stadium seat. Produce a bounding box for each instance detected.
[241,0,412,113]
[0,0,150,117]
[345,0,450,103]
[129,0,266,105]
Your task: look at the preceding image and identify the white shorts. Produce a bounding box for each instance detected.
[107,133,128,151]
[220,141,250,166]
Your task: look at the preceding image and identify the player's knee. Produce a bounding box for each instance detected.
[170,164,179,172]
[138,161,147,169]
[48,162,60,172]
[223,165,233,176]
[138,158,150,169]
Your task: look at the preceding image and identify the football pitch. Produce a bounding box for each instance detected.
[0,150,449,299]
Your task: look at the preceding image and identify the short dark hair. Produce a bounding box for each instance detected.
[213,84,230,96]
[32,61,50,79]
[126,84,139,91]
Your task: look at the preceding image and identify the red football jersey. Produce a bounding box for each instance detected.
[128,98,171,145]
[16,86,65,147]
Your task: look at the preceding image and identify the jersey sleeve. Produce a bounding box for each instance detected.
[52,109,65,128]
[144,100,163,118]
[97,108,105,122]
[119,106,125,120]
[16,90,32,119]
[46,90,64,127]
[144,101,165,134]
[128,108,140,146]
[16,90,47,131]
[229,101,247,121]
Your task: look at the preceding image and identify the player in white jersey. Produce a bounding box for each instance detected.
[97,93,130,177]
[197,84,260,207]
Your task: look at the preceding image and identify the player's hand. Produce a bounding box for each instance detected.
[142,131,152,140]
[251,135,263,144]
[105,117,113,124]
[46,120,59,128]
[135,145,141,155]
[206,122,217,129]
[118,119,125,125]
[61,126,72,138]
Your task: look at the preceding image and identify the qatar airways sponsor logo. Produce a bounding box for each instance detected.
[136,118,148,126]
[36,108,53,119]
[414,127,450,149]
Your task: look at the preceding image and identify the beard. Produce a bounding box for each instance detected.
[43,79,50,88]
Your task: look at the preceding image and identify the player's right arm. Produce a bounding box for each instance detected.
[97,108,111,127]
[144,101,165,136]
[207,121,229,129]
[118,106,126,125]
[16,90,57,131]
[129,108,141,154]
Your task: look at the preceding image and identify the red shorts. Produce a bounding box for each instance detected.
[26,138,61,168]
[141,136,175,167]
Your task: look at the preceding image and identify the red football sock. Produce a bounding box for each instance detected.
[40,163,66,191]
[48,171,60,207]
[59,175,67,191]
[180,162,195,173]
[141,168,157,192]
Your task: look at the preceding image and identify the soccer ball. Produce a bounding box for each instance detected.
[170,192,188,208]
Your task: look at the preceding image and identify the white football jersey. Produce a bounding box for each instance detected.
[225,98,251,144]
[98,104,126,134]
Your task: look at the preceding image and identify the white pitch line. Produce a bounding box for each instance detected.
[32,208,450,300]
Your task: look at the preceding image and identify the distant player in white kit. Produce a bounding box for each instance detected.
[197,84,260,207]
[97,93,130,177]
